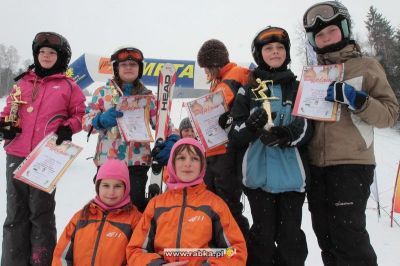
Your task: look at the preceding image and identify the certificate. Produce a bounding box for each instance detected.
[292,64,344,121]
[116,96,154,143]
[13,133,82,193]
[186,90,228,151]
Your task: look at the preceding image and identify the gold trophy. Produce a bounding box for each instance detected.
[5,85,27,127]
[107,81,123,140]
[251,78,279,130]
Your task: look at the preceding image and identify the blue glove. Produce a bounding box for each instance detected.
[326,81,368,110]
[92,107,123,130]
[152,134,180,166]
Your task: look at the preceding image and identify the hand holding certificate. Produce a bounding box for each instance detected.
[13,133,82,193]
[186,90,228,151]
[292,64,344,121]
[116,95,154,143]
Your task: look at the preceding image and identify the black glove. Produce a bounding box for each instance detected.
[148,183,161,199]
[245,108,268,132]
[0,120,22,140]
[55,125,73,145]
[259,126,292,147]
[151,138,166,175]
[218,111,233,129]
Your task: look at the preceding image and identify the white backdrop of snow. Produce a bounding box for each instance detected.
[0,96,399,265]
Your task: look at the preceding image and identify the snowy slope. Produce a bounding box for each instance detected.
[0,97,399,265]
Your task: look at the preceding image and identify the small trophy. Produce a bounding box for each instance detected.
[5,85,27,127]
[107,82,123,140]
[251,78,279,130]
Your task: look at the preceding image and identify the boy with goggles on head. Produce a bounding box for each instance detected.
[82,46,157,213]
[0,31,86,266]
[303,2,399,265]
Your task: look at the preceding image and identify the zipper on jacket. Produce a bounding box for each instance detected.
[279,113,285,126]
[91,212,108,266]
[175,189,187,261]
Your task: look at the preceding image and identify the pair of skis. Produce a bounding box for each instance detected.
[148,63,176,197]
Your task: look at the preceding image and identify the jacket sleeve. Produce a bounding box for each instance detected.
[206,197,247,265]
[52,211,80,266]
[63,80,86,134]
[126,199,167,266]
[287,116,313,147]
[229,86,258,148]
[0,85,16,118]
[354,59,399,128]
[82,86,104,133]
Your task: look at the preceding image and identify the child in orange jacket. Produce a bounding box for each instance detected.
[52,159,142,266]
[127,138,247,266]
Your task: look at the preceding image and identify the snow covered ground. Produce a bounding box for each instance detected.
[0,97,399,265]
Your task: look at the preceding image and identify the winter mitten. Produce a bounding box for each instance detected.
[0,120,22,140]
[147,183,161,199]
[92,107,123,129]
[55,125,73,145]
[245,108,268,132]
[326,81,368,110]
[260,126,292,147]
[218,111,233,129]
[155,134,180,166]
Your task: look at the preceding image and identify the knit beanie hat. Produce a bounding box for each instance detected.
[179,117,192,135]
[94,159,131,211]
[166,138,206,190]
[197,39,230,68]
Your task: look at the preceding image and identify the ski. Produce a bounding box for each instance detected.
[148,63,176,197]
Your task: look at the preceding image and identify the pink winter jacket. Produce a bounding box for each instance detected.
[1,71,86,157]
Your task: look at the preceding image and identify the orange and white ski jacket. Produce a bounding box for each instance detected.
[52,202,142,266]
[126,183,247,265]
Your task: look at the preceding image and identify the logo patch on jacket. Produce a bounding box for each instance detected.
[106,231,122,238]
[52,85,61,90]
[188,215,204,223]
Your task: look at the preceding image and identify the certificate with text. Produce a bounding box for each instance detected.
[186,90,228,151]
[117,95,154,143]
[13,134,82,193]
[292,64,344,121]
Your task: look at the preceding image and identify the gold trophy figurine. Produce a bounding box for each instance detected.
[5,85,27,128]
[107,82,123,140]
[251,78,279,130]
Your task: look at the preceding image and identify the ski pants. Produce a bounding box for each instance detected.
[204,151,249,238]
[307,164,377,266]
[245,188,308,266]
[2,154,56,266]
[128,165,149,213]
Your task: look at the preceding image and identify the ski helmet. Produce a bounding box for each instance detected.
[111,46,144,79]
[32,32,72,75]
[251,26,291,70]
[303,1,352,54]
[197,39,229,68]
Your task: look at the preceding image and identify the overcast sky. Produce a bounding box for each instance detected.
[1,0,399,75]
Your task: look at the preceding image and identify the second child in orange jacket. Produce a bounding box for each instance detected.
[52,159,142,266]
[127,138,247,265]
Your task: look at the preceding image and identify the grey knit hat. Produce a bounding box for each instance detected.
[197,39,230,68]
[179,117,192,133]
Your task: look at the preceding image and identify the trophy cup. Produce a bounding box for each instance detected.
[107,82,123,140]
[5,85,27,127]
[251,78,279,130]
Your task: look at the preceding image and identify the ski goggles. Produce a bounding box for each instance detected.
[34,32,63,47]
[112,49,143,62]
[304,3,343,29]
[256,27,287,43]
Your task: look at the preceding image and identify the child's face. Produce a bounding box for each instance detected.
[261,42,286,69]
[174,146,202,183]
[38,47,58,69]
[315,25,342,49]
[99,179,125,206]
[118,60,139,83]
[181,128,195,138]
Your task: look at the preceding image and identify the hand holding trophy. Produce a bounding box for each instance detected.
[251,78,279,130]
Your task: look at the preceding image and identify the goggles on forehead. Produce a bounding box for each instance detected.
[256,27,287,43]
[34,32,63,47]
[112,49,143,62]
[304,4,344,29]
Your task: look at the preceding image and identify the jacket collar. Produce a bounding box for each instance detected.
[317,43,361,65]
